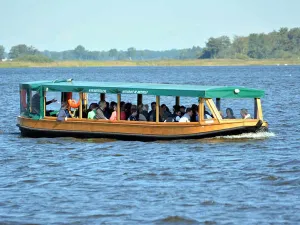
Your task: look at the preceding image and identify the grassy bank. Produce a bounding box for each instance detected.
[1,59,300,68]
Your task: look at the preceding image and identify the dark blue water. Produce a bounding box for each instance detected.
[0,66,299,224]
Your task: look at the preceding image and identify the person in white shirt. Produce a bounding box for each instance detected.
[240,108,251,119]
[179,108,193,122]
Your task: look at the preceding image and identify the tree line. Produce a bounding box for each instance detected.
[199,27,300,59]
[0,44,202,62]
[1,27,299,62]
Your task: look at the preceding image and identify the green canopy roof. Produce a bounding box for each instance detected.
[20,80,265,98]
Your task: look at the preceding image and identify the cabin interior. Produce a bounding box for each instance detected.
[20,88,264,123]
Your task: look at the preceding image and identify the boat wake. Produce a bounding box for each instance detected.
[217,132,275,140]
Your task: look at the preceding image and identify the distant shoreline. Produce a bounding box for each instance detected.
[0,59,300,68]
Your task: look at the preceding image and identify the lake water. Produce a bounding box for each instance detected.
[0,66,299,224]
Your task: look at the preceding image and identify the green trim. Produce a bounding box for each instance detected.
[20,80,265,98]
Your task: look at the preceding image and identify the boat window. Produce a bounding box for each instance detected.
[216,98,255,119]
[44,91,62,116]
[20,89,28,115]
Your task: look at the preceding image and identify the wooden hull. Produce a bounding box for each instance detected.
[17,116,268,141]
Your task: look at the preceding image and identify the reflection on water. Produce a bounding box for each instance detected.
[0,66,300,224]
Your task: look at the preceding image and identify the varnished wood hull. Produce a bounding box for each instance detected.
[17,116,268,141]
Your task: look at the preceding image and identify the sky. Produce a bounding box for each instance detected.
[1,0,300,52]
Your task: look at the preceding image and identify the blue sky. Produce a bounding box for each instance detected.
[1,0,300,51]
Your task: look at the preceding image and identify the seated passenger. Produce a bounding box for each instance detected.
[95,101,108,120]
[57,102,72,122]
[240,108,251,119]
[179,108,193,122]
[224,108,235,119]
[148,102,156,121]
[161,104,171,121]
[174,110,181,122]
[104,101,111,118]
[125,102,132,120]
[173,105,180,114]
[191,104,198,122]
[87,103,99,119]
[180,105,186,115]
[166,110,181,122]
[141,104,149,119]
[128,105,138,121]
[120,102,127,120]
[109,102,117,121]
[138,104,147,121]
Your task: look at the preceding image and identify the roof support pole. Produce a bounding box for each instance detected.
[206,98,222,122]
[100,93,105,102]
[28,89,32,113]
[43,91,46,118]
[176,96,180,106]
[117,94,121,121]
[199,98,204,123]
[255,98,263,120]
[79,92,83,119]
[254,98,257,119]
[216,98,221,110]
[83,93,88,111]
[137,94,143,106]
[156,95,160,123]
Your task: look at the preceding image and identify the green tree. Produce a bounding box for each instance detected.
[231,36,248,57]
[9,44,38,59]
[74,45,86,60]
[247,33,267,59]
[127,47,136,60]
[108,48,118,60]
[0,45,5,60]
[199,36,231,59]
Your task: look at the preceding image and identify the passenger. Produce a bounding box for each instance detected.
[148,102,156,121]
[141,104,149,119]
[191,104,198,122]
[179,108,193,122]
[174,110,182,122]
[87,103,98,119]
[57,102,72,122]
[31,92,57,115]
[240,108,251,119]
[109,102,118,121]
[120,101,127,120]
[167,110,181,122]
[109,101,117,115]
[138,105,147,121]
[173,105,180,114]
[95,101,108,120]
[104,101,111,118]
[161,104,171,121]
[128,105,138,121]
[124,102,132,120]
[180,105,186,115]
[224,108,235,119]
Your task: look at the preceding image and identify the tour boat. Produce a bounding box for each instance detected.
[17,79,268,140]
